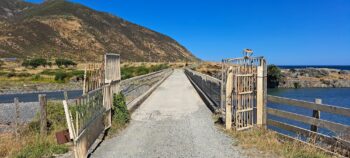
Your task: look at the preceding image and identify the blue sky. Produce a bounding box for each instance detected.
[26,0,350,65]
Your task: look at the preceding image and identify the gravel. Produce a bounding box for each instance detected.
[91,69,245,158]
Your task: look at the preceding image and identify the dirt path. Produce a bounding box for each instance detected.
[91,69,245,158]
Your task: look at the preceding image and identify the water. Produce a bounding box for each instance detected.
[267,88,350,137]
[0,90,83,103]
[277,65,350,70]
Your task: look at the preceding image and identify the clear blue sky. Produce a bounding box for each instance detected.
[26,0,350,65]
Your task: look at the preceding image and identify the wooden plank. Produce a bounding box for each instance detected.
[238,91,253,95]
[267,108,350,134]
[267,95,350,117]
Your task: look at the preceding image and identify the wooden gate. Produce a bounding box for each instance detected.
[221,50,267,130]
[64,54,120,158]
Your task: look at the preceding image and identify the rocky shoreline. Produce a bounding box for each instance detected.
[279,68,350,88]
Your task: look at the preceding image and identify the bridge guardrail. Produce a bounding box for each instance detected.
[184,68,222,111]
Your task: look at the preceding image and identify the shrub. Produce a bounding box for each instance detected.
[112,93,129,125]
[22,58,49,68]
[55,59,76,68]
[31,74,41,81]
[293,82,301,89]
[54,71,69,82]
[267,65,282,88]
[6,71,16,78]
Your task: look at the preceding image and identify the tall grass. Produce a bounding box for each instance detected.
[226,127,332,158]
[0,101,70,158]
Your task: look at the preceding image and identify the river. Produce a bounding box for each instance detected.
[0,90,83,103]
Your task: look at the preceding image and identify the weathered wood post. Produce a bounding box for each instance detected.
[39,94,47,136]
[225,66,234,130]
[311,98,321,132]
[257,59,267,127]
[14,97,19,138]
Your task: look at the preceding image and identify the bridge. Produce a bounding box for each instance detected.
[91,69,243,157]
[61,53,350,158]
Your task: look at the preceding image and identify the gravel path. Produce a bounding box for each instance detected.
[92,69,245,158]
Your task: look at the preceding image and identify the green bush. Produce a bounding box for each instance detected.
[22,58,49,68]
[31,74,41,81]
[54,71,69,82]
[55,59,76,68]
[267,65,282,88]
[112,93,129,125]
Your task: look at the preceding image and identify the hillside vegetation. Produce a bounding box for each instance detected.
[0,0,197,62]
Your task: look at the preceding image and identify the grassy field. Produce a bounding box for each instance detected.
[0,60,183,93]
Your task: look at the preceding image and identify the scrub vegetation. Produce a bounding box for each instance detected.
[0,101,70,158]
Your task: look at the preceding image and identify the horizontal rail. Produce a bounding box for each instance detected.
[267,108,350,134]
[268,119,350,152]
[267,95,350,117]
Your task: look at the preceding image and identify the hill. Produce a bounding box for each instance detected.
[0,0,197,62]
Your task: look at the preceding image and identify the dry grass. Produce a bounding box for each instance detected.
[0,101,70,158]
[225,127,335,158]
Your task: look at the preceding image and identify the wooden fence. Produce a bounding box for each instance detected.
[267,95,350,156]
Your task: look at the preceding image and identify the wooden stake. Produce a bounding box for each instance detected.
[14,97,19,138]
[39,94,47,136]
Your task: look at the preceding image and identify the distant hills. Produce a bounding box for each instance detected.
[0,0,198,62]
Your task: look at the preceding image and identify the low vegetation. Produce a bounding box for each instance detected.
[0,101,70,158]
[55,59,77,68]
[22,58,51,68]
[226,127,332,158]
[267,65,282,88]
[121,64,169,80]
[108,92,130,136]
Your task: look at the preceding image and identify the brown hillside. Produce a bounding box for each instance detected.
[0,0,198,62]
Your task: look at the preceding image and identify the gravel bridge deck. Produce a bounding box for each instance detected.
[92,69,245,158]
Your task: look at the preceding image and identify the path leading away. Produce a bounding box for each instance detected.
[92,69,244,158]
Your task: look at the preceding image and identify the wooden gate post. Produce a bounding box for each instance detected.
[257,64,264,126]
[311,98,321,132]
[225,67,234,130]
[39,94,47,136]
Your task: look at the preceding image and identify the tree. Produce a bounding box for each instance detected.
[267,65,282,88]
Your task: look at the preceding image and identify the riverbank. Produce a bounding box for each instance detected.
[279,68,350,88]
[192,62,350,88]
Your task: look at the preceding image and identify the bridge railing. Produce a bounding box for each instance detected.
[120,68,173,110]
[267,95,350,156]
[184,68,222,111]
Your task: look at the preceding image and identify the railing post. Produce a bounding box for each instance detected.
[311,98,321,132]
[257,59,266,127]
[39,94,47,136]
[225,67,233,130]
